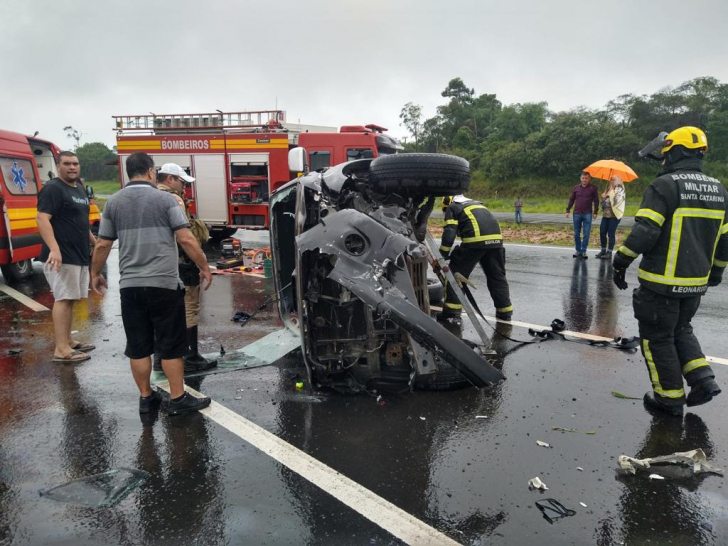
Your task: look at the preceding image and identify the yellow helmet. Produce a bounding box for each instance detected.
[441,196,453,211]
[662,126,708,154]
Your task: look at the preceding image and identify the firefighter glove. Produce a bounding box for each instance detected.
[612,251,631,271]
[613,267,628,290]
[708,267,724,287]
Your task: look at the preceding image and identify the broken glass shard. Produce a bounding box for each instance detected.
[39,468,149,508]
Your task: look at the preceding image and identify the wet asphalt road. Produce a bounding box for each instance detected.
[1,242,727,545]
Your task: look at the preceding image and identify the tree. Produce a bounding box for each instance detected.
[75,142,118,181]
[399,102,423,150]
[63,126,83,149]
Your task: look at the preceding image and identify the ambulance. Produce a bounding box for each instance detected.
[0,130,101,281]
[113,109,402,239]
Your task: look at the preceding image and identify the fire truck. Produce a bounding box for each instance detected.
[112,110,402,238]
[0,130,101,281]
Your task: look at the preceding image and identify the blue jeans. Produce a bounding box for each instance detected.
[515,210,522,223]
[573,213,593,253]
[599,217,621,250]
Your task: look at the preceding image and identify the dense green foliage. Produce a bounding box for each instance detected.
[75,142,118,183]
[400,76,728,195]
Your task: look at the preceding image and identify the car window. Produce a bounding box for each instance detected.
[0,157,38,196]
[309,151,331,171]
[346,148,374,161]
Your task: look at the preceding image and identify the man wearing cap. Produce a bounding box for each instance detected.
[155,163,217,373]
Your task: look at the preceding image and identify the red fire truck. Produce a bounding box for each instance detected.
[113,110,402,238]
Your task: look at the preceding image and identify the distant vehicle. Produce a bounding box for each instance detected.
[0,130,101,281]
[112,110,402,239]
[268,150,504,392]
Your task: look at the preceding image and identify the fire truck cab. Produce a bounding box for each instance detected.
[0,130,101,281]
[113,111,402,238]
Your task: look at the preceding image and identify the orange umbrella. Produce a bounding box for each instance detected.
[584,159,638,182]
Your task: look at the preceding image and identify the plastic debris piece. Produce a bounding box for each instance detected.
[536,440,551,448]
[235,397,242,400]
[552,426,596,435]
[420,416,426,421]
[295,382,304,390]
[7,349,23,355]
[576,467,584,472]
[535,498,575,524]
[39,468,149,508]
[475,415,488,419]
[579,502,587,508]
[618,449,723,476]
[528,477,548,491]
[649,474,666,480]
[611,391,641,400]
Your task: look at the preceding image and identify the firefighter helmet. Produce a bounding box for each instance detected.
[662,126,708,154]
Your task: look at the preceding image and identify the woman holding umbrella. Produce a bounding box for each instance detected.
[583,159,636,259]
[596,175,626,259]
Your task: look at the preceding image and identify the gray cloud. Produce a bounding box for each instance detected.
[2,0,727,150]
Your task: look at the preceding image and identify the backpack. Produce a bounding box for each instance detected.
[189,217,210,245]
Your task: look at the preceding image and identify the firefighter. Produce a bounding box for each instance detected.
[154,164,217,373]
[613,126,728,417]
[437,195,513,322]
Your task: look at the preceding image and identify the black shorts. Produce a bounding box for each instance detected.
[120,286,188,359]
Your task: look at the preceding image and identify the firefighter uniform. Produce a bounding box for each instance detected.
[613,127,728,414]
[156,169,217,372]
[439,196,513,320]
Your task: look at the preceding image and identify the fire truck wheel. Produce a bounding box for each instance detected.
[1,260,34,282]
[368,153,470,196]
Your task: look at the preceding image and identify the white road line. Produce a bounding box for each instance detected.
[430,305,728,367]
[0,284,49,312]
[156,382,460,546]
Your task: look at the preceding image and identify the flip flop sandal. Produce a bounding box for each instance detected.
[53,350,91,363]
[71,342,96,352]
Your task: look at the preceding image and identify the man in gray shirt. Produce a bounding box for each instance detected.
[90,152,212,416]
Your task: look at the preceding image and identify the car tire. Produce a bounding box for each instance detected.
[1,260,34,282]
[427,276,443,302]
[368,153,470,196]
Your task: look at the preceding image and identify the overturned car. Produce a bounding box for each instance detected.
[269,152,504,392]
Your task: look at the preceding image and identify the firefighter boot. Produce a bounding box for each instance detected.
[184,326,218,372]
[643,391,684,417]
[686,378,722,407]
[435,312,462,325]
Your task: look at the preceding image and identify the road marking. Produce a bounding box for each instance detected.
[0,284,49,312]
[156,382,460,546]
[430,305,728,367]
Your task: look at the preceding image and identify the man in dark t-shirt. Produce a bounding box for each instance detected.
[37,151,97,363]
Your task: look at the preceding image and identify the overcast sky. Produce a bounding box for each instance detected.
[2,0,728,151]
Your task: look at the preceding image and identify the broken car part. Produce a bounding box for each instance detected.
[535,499,576,524]
[618,449,724,477]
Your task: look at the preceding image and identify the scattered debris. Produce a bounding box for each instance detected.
[295,382,304,390]
[576,467,584,472]
[39,468,149,508]
[234,397,242,400]
[618,449,723,477]
[475,415,489,419]
[649,474,666,480]
[579,502,588,508]
[552,426,596,435]
[528,477,548,491]
[7,349,23,355]
[535,498,575,524]
[420,416,426,421]
[536,440,551,448]
[611,391,641,400]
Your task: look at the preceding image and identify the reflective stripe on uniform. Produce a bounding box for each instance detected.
[444,219,458,226]
[439,245,452,252]
[497,305,513,313]
[444,302,462,310]
[637,269,710,286]
[721,223,728,235]
[643,339,685,399]
[635,208,666,226]
[618,246,638,258]
[665,207,726,278]
[461,234,502,243]
[715,259,728,268]
[682,357,710,375]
